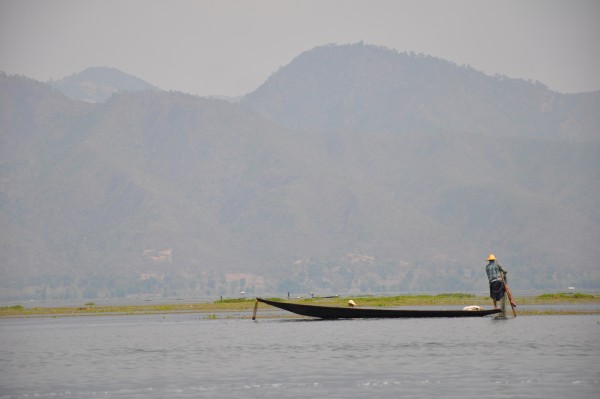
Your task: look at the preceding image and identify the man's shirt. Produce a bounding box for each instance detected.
[486,261,508,283]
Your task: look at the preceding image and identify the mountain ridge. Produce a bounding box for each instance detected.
[1,43,599,300]
[47,66,161,103]
[243,43,599,142]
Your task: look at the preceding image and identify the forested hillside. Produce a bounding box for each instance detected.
[1,44,599,300]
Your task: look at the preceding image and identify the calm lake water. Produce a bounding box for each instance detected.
[1,313,598,398]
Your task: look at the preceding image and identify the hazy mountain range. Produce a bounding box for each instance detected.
[1,43,599,300]
[47,66,160,103]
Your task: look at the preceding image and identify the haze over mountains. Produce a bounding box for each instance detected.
[1,43,599,300]
[47,66,161,103]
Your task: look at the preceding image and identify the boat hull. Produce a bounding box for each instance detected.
[256,298,502,319]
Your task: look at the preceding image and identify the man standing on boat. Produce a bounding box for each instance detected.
[485,253,516,309]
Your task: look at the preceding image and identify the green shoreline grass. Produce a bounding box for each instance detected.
[1,293,598,318]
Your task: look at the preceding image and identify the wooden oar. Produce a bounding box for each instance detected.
[500,272,517,317]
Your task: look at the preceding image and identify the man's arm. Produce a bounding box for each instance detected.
[497,262,508,275]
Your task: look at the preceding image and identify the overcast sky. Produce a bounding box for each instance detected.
[1,0,599,97]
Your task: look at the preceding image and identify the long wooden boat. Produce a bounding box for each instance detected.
[254,297,502,319]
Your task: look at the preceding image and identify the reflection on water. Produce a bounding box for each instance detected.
[1,314,598,398]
